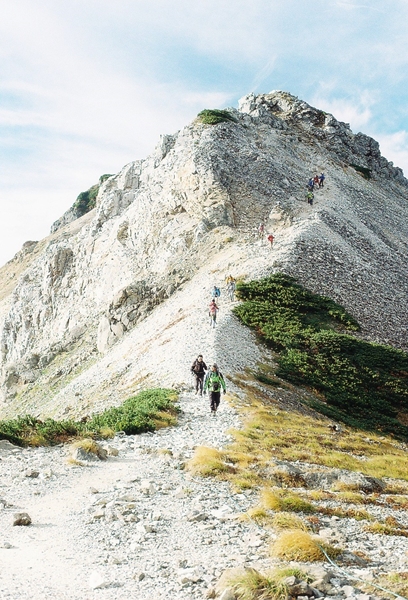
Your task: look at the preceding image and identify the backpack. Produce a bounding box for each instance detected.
[214,287,221,297]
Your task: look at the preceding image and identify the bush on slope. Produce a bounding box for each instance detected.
[0,388,178,446]
[234,274,408,439]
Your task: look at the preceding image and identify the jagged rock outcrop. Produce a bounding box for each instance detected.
[0,91,407,416]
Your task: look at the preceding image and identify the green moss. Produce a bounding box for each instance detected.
[234,274,408,439]
[197,108,237,125]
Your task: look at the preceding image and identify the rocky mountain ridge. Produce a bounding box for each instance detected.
[1,90,407,418]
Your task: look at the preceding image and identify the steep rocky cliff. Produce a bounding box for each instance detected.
[1,91,407,418]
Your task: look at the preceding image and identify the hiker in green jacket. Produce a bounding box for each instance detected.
[203,364,226,416]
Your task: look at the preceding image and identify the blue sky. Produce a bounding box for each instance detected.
[1,0,408,266]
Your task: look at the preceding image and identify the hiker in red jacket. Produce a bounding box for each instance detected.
[209,299,219,328]
[267,233,274,248]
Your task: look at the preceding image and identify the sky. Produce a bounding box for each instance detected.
[1,0,408,266]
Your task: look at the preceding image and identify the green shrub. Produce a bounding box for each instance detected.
[197,109,237,125]
[0,388,178,446]
[73,173,113,217]
[234,274,408,439]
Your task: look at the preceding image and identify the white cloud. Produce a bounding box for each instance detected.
[310,91,374,131]
[376,131,408,176]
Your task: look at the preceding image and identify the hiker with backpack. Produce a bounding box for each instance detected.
[267,233,274,248]
[209,299,219,328]
[191,354,207,396]
[307,191,314,205]
[319,173,325,188]
[211,285,221,300]
[257,222,265,238]
[203,364,226,416]
[308,178,314,191]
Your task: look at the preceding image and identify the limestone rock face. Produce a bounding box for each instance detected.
[0,90,407,416]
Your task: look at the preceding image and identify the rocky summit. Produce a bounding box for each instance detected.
[1,90,407,419]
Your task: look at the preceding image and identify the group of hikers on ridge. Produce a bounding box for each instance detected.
[208,276,236,328]
[191,355,226,415]
[306,172,325,205]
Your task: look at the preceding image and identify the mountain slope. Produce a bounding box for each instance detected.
[1,91,407,418]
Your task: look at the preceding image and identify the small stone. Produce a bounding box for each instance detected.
[219,589,236,600]
[187,511,207,522]
[140,480,156,495]
[13,512,32,526]
[133,572,145,581]
[89,487,99,494]
[174,486,187,499]
[106,445,119,456]
[206,586,216,599]
[24,470,39,478]
[1,541,13,549]
[89,571,108,590]
[342,585,356,597]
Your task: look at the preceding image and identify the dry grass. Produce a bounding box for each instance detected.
[261,488,315,514]
[386,495,408,509]
[271,530,342,562]
[375,572,408,599]
[227,567,310,600]
[244,507,271,526]
[72,438,100,454]
[187,446,234,477]
[271,512,309,532]
[227,391,408,482]
[365,517,408,538]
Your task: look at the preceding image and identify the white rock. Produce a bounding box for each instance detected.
[88,571,108,590]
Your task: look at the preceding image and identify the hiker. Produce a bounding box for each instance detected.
[308,178,314,191]
[313,174,320,188]
[226,276,236,301]
[191,354,207,396]
[209,299,219,328]
[307,191,314,206]
[211,285,221,299]
[203,364,226,416]
[267,233,274,248]
[319,173,325,188]
[257,222,265,238]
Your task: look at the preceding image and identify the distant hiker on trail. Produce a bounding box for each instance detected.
[319,173,325,188]
[313,174,320,188]
[258,222,265,238]
[209,299,219,328]
[308,178,314,191]
[203,364,226,416]
[191,354,207,396]
[211,285,221,299]
[226,275,236,301]
[267,233,274,248]
[307,191,314,206]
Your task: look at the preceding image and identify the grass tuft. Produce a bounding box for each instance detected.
[271,512,309,532]
[271,530,342,562]
[228,568,288,600]
[187,446,234,477]
[261,489,315,514]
